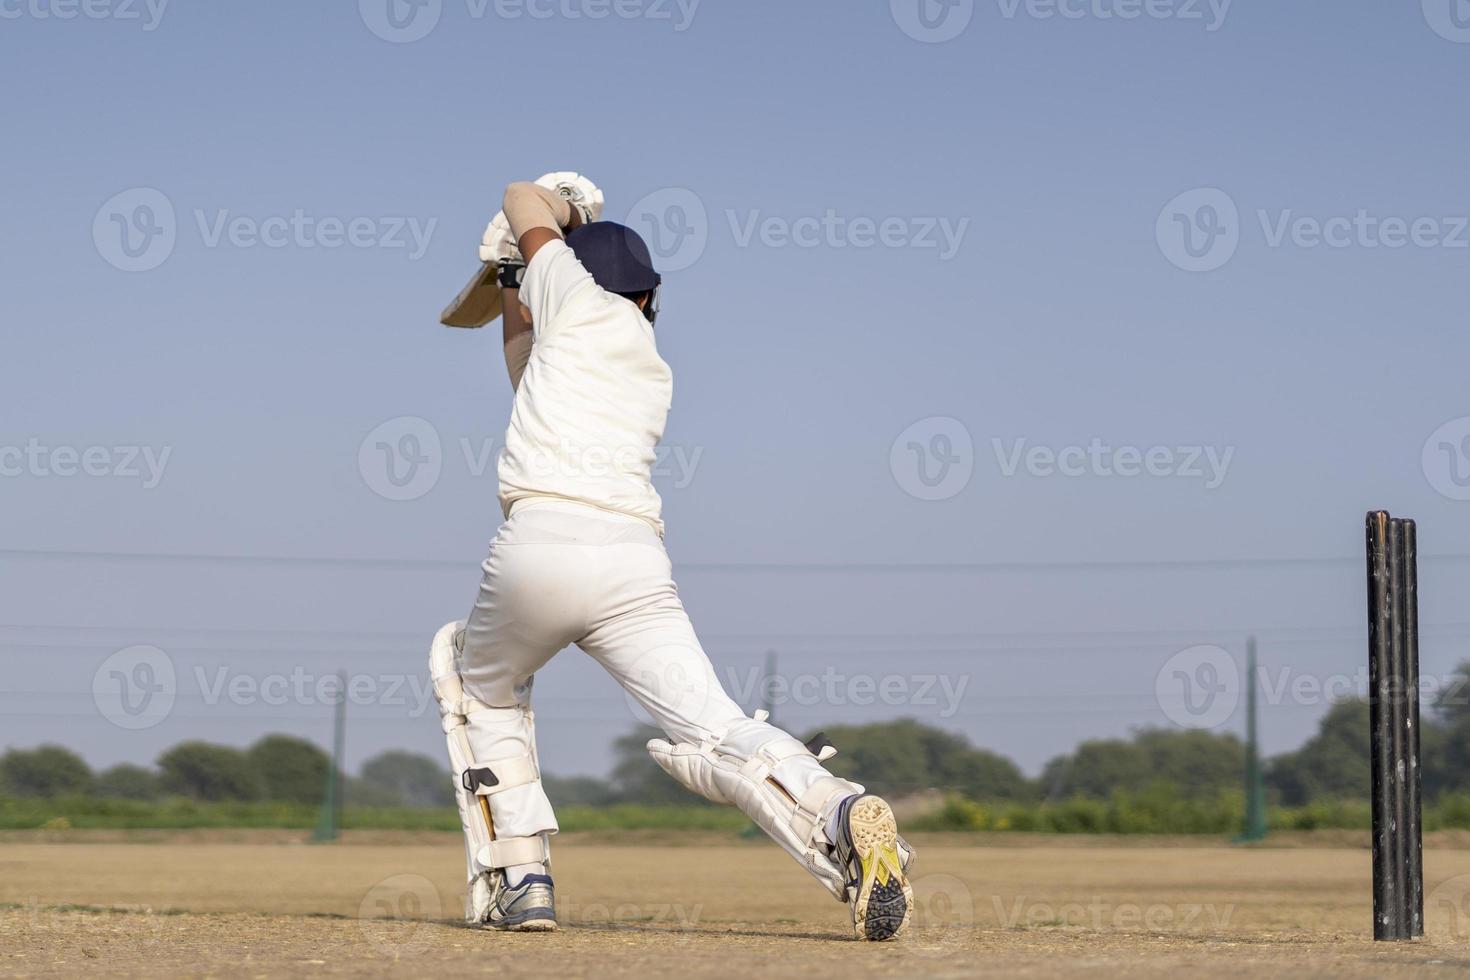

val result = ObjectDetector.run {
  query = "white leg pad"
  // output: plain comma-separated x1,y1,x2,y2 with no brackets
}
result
647,713,862,901
429,620,550,922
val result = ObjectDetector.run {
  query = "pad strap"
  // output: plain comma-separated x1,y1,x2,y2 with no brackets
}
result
462,754,539,796
479,835,550,870
792,777,855,843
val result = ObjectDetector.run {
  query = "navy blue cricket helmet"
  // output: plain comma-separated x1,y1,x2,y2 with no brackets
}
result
565,222,662,319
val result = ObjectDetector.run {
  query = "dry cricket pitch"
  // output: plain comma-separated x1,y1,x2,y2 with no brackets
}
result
4,831,1470,978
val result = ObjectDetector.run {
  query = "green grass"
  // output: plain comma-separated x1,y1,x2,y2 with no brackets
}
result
9,792,1470,835
0,796,751,833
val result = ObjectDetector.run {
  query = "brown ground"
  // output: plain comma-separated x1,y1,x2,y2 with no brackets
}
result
4,831,1470,978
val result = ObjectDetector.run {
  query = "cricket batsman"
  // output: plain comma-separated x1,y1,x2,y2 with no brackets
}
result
428,172,915,940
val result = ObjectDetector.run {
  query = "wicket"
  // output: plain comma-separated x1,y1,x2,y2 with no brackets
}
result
1366,510,1423,941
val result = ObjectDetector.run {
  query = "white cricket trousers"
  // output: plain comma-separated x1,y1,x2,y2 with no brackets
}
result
457,499,835,844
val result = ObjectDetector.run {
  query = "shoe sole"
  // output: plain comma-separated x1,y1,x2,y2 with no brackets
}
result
847,796,913,941
487,916,558,932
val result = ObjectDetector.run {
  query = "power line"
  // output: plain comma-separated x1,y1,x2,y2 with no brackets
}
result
5,546,1470,573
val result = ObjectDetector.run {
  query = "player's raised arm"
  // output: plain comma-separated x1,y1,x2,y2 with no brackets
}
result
503,173,603,263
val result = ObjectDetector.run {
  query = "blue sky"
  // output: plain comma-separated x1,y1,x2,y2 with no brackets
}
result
3,0,1469,781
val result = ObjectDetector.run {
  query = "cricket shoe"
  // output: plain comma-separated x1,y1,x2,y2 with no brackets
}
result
476,872,558,932
831,794,915,941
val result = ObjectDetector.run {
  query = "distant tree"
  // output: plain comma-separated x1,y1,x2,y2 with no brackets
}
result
1433,662,1470,727
1133,729,1244,799
157,742,262,801
1423,715,1464,801
246,735,330,804
95,764,161,800
1039,738,1148,800
609,727,712,805
542,774,618,807
812,720,1032,801
356,751,454,808
1266,700,1369,805
0,745,93,798
1041,729,1243,801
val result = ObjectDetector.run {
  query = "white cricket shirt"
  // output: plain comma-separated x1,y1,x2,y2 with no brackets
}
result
497,239,672,535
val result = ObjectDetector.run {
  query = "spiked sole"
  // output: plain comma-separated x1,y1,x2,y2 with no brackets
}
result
847,796,913,941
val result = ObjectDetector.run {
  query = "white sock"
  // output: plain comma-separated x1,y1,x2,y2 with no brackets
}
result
823,796,854,851
505,862,547,886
